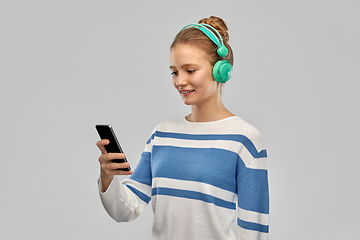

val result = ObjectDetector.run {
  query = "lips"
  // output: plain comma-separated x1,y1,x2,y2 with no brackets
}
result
181,90,195,94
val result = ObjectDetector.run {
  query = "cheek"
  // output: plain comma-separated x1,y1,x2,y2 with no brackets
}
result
195,72,217,91
205,81,219,96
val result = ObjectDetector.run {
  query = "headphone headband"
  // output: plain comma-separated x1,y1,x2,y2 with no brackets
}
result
179,23,228,57
180,23,224,46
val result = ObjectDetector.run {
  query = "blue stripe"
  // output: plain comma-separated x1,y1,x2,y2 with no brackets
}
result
237,168,269,214
155,131,260,157
126,185,151,204
151,146,238,193
237,218,269,233
152,187,236,210
130,152,152,186
257,149,267,158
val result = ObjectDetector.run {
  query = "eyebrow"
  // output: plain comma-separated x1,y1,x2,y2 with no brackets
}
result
170,63,199,70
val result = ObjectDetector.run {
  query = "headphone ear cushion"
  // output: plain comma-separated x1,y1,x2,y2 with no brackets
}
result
213,60,233,83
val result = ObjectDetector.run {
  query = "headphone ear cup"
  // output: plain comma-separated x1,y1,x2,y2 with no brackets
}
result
213,60,233,83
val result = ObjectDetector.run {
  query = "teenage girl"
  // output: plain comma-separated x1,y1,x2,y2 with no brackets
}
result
97,16,269,240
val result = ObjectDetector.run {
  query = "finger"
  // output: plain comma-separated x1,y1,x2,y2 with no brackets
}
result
96,139,110,154
114,169,133,176
108,153,126,161
100,162,132,178
98,153,125,165
109,161,130,170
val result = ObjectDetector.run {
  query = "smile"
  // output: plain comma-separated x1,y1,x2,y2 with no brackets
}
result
181,90,195,94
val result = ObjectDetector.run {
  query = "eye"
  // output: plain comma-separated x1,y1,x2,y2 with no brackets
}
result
187,70,195,74
171,71,178,77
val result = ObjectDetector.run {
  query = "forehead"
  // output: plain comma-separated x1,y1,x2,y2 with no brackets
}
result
170,44,210,67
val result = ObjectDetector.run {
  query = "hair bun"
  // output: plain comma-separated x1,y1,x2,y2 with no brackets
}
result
198,16,229,43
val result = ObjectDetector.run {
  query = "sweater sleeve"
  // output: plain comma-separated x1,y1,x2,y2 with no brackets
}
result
236,149,269,240
98,132,154,222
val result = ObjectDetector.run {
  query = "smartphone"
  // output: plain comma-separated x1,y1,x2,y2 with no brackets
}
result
95,124,131,171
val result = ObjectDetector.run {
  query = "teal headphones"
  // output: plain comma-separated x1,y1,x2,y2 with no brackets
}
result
180,23,233,83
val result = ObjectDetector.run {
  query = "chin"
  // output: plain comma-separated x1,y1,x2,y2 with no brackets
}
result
182,97,203,106
182,101,193,106
180,97,191,105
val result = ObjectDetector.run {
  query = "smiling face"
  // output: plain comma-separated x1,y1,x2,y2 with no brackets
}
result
170,44,221,107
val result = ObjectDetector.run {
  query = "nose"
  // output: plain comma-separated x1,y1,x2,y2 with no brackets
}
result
175,72,188,88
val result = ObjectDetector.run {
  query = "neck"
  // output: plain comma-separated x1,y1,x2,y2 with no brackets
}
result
187,95,234,122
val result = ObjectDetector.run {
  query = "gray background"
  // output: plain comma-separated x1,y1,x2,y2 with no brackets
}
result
1,0,359,239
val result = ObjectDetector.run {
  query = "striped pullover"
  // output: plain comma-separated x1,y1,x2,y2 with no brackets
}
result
99,116,269,240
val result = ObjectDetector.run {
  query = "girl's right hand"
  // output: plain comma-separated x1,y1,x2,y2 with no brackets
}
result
97,139,133,191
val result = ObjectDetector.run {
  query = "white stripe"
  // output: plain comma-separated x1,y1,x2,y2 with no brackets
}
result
238,207,269,226
156,117,265,152
123,178,151,197
247,157,267,170
151,195,237,240
153,177,236,203
238,226,268,240
154,137,255,166
143,141,153,153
